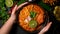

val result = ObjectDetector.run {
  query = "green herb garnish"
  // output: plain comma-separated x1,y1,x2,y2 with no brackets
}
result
30,11,37,18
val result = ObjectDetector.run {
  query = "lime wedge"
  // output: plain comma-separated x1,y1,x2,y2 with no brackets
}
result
29,20,37,28
5,0,13,7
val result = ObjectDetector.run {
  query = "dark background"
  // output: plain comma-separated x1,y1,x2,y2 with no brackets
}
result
0,0,60,34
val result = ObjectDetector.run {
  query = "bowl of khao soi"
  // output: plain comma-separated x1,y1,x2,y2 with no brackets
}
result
17,3,49,33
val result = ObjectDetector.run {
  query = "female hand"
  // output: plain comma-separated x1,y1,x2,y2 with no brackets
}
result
38,22,52,34
0,2,28,34
10,2,28,22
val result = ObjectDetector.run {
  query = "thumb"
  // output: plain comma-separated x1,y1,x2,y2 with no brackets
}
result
38,22,52,34
12,5,17,15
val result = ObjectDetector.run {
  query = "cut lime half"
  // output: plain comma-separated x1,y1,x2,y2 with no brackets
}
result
29,20,37,28
5,0,13,7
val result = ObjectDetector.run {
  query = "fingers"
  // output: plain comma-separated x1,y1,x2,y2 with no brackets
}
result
38,22,52,34
17,2,28,10
43,22,52,32
44,22,52,31
45,22,52,31
12,5,17,15
11,2,28,14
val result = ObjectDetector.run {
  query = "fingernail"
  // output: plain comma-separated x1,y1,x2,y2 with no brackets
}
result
49,22,52,25
14,5,17,8
24,2,28,4
15,5,17,7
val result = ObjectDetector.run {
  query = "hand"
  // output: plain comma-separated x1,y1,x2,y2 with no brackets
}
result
38,22,52,34
0,2,28,34
10,2,28,21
